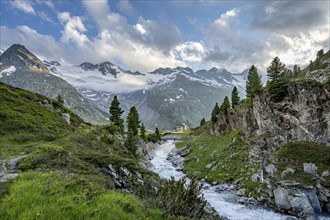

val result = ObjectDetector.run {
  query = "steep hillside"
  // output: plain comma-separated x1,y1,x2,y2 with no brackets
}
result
0,83,210,220
0,44,107,124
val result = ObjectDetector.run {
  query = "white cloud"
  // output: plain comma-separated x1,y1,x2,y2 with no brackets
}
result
174,41,206,62
10,0,35,15
116,0,135,16
135,23,146,34
82,0,111,29
57,12,89,46
214,8,239,26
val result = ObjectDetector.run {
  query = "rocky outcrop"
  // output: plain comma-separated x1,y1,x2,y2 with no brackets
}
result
136,138,158,168
209,81,330,216
253,82,330,146
211,82,330,147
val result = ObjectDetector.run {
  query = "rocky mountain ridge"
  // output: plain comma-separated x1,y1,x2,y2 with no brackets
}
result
0,44,107,124
46,58,248,130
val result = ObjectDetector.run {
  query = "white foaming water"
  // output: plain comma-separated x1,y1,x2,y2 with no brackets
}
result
150,140,330,220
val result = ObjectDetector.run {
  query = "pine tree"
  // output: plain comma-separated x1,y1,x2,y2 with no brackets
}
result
200,118,206,126
127,106,140,136
309,60,314,71
109,96,124,133
293,65,299,76
231,86,240,108
220,96,230,112
211,102,220,123
267,57,286,82
246,65,262,98
125,131,137,156
317,49,324,59
155,127,161,141
140,123,146,141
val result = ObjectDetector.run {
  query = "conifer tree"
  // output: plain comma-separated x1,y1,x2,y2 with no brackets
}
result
140,123,146,141
200,118,206,126
220,96,230,112
127,106,140,136
155,127,161,141
246,65,262,98
267,57,285,82
109,95,124,133
309,60,314,71
211,102,220,123
125,131,137,156
231,86,240,108
293,65,299,76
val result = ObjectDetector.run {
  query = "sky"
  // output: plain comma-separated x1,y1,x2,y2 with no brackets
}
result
0,0,329,73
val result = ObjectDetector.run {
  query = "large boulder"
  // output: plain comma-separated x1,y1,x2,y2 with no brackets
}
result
303,163,318,175
265,164,277,177
298,188,322,214
288,193,314,216
273,187,291,209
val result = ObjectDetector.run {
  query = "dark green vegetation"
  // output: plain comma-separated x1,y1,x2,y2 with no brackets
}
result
211,102,220,123
219,96,230,112
246,65,262,99
109,95,124,134
272,142,330,187
231,86,240,108
0,83,207,219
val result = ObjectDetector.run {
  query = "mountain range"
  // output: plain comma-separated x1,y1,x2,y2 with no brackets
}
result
1,44,249,130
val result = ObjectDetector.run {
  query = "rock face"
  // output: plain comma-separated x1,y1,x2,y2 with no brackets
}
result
274,187,291,209
211,82,330,147
288,193,314,217
253,82,330,146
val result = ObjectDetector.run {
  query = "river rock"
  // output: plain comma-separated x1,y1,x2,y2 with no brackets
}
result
273,187,291,209
322,170,329,177
298,188,322,214
265,164,277,177
303,163,318,175
288,193,314,216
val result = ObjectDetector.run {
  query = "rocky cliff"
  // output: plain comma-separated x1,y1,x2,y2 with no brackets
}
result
211,81,330,147
210,80,330,218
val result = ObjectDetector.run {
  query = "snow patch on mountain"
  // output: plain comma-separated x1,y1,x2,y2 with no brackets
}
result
0,66,16,77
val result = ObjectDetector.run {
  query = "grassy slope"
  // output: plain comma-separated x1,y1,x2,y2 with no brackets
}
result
272,142,330,187
0,171,163,220
0,83,164,219
176,123,259,194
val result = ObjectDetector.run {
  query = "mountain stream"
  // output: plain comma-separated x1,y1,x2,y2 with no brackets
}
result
150,140,330,220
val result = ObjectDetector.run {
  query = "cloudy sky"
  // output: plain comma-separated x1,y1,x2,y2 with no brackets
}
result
0,0,329,73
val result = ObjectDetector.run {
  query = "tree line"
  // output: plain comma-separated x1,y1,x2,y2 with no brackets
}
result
108,96,161,156
206,49,327,125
